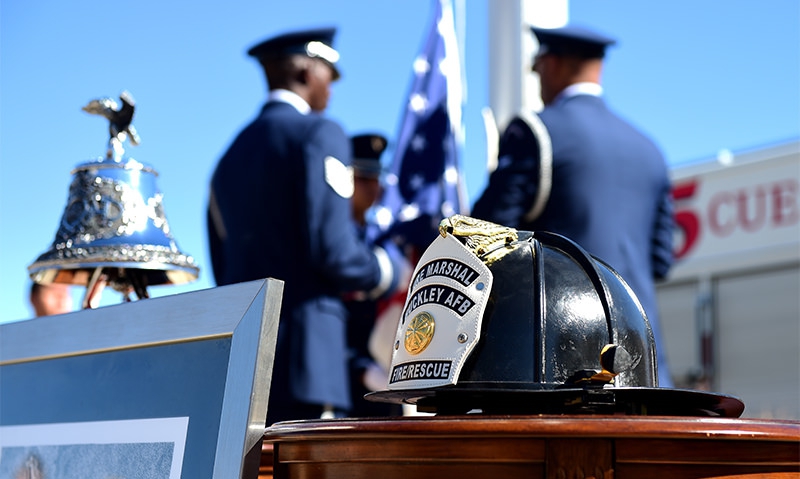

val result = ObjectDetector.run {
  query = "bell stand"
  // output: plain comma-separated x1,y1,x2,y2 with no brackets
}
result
82,266,150,309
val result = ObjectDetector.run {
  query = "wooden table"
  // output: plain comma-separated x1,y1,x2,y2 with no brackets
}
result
260,415,799,478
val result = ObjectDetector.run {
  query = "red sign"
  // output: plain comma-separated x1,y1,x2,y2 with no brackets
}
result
672,159,799,261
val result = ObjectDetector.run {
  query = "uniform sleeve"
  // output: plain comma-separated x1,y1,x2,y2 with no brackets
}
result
472,117,541,228
206,185,225,286
651,180,675,280
304,118,395,295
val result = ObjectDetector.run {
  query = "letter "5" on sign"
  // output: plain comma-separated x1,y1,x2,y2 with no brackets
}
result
672,181,699,259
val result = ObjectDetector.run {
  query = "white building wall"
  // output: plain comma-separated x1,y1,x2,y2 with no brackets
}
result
657,140,800,420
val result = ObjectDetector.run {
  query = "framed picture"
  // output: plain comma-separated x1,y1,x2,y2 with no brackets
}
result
0,278,283,479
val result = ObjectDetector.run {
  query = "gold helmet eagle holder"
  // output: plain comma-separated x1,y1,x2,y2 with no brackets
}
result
368,215,744,417
28,91,199,308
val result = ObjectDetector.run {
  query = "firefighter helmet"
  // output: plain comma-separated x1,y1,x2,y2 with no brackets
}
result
368,215,744,417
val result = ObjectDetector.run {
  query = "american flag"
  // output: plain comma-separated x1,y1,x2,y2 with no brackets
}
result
371,0,468,253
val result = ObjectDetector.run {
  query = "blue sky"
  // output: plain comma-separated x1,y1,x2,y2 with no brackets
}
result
1,0,798,323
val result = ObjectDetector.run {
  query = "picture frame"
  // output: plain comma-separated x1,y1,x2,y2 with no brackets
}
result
0,278,283,479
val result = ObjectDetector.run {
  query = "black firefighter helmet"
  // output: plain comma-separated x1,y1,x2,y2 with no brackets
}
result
368,215,744,417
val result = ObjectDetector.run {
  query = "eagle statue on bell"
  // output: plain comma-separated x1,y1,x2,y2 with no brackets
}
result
28,91,199,308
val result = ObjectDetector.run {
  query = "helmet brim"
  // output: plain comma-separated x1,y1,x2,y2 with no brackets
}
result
366,386,745,418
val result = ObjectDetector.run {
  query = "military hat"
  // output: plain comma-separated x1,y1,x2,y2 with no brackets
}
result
351,133,388,179
247,27,341,79
531,25,616,59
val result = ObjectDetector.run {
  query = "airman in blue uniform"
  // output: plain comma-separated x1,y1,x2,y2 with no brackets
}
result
345,133,403,417
207,28,399,423
472,25,675,387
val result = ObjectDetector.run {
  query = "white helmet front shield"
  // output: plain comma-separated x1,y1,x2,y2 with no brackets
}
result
388,233,493,390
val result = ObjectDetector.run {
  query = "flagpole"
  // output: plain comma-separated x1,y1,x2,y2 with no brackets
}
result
485,0,569,171
443,0,470,215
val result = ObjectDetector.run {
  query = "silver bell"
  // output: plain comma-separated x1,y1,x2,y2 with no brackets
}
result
28,91,199,307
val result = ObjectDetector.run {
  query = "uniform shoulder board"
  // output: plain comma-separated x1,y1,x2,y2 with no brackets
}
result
324,155,354,198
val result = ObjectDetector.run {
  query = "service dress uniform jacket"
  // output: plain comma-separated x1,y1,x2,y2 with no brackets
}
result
208,93,392,421
473,90,675,386
345,223,402,418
